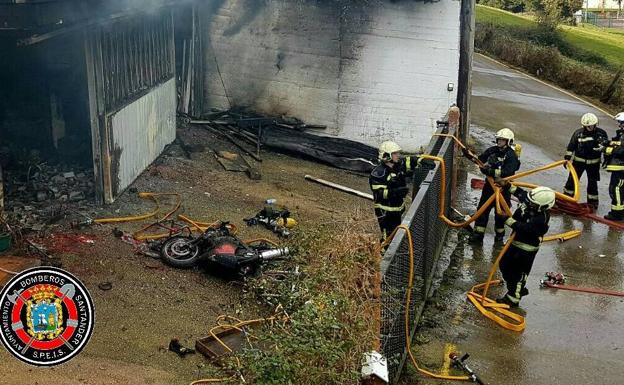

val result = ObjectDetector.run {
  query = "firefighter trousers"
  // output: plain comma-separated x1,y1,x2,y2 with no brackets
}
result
499,245,538,305
375,207,404,242
607,172,624,220
564,160,600,203
474,182,511,236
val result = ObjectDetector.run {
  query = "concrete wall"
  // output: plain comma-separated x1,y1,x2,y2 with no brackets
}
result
201,0,461,151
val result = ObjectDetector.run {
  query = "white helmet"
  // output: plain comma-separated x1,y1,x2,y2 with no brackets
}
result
615,112,624,124
495,128,515,144
581,113,598,127
527,186,556,211
378,141,402,161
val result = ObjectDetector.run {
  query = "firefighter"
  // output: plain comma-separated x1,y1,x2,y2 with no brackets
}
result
469,128,520,243
369,141,433,240
602,112,624,221
562,112,608,207
496,184,555,307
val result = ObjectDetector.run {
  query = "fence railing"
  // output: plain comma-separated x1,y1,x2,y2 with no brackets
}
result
579,11,624,28
379,120,457,383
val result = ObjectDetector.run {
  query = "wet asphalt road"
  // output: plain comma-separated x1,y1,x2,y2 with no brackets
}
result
414,55,624,385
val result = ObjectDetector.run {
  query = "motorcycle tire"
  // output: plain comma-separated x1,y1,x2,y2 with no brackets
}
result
160,236,201,268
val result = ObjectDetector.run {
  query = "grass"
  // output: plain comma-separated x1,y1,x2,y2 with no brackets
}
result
236,221,381,385
559,24,624,67
476,5,624,68
476,5,534,27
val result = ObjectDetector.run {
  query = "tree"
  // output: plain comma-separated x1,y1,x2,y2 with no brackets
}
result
479,0,526,12
527,0,584,28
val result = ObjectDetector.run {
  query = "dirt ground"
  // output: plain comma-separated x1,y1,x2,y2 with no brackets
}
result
0,125,379,385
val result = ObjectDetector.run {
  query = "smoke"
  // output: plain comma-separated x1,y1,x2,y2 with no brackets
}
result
85,0,193,16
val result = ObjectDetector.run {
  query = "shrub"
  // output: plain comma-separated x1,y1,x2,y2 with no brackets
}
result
475,23,624,110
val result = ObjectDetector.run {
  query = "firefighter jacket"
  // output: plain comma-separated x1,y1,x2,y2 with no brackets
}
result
565,127,609,165
503,185,550,253
369,156,423,212
478,146,520,179
604,130,624,173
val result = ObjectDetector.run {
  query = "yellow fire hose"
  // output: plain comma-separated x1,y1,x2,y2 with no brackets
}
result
420,140,581,333
133,193,182,240
189,312,288,385
95,193,242,241
93,192,167,224
382,225,471,381
385,141,582,381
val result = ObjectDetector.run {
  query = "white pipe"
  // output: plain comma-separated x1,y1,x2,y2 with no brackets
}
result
304,175,373,200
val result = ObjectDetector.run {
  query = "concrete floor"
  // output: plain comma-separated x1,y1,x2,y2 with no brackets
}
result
408,55,624,385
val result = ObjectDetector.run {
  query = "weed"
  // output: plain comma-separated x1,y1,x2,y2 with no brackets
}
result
238,220,381,385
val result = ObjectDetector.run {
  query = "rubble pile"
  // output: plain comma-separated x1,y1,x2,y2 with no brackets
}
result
186,108,378,173
3,164,95,229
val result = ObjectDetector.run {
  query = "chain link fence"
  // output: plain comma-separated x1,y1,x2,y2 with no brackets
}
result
380,120,457,383
578,11,624,29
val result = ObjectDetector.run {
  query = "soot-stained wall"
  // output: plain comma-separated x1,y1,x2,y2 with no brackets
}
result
201,0,461,151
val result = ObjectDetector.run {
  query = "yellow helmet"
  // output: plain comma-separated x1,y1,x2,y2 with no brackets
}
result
528,186,556,211
495,128,515,144
378,141,402,161
581,113,598,127
276,217,298,229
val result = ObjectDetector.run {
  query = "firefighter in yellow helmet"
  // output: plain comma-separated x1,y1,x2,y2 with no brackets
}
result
601,112,624,221
470,128,520,244
562,113,608,207
369,141,434,240
495,184,555,307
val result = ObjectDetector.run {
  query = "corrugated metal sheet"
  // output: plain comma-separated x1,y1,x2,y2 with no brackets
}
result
108,77,176,200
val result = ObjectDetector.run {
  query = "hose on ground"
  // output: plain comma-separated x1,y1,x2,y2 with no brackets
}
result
382,224,471,381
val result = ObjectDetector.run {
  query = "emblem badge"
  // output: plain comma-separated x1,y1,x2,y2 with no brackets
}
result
0,267,94,366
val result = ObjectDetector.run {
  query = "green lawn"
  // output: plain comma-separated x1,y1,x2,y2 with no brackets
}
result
476,5,624,68
476,5,534,27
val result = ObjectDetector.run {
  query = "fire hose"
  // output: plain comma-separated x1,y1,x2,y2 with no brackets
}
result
189,311,290,385
540,272,624,297
382,225,471,382
552,199,624,230
93,193,239,241
379,137,583,383
473,177,624,230
422,136,582,333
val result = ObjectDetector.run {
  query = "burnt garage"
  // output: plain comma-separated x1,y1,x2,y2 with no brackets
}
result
0,0,474,210
0,0,202,209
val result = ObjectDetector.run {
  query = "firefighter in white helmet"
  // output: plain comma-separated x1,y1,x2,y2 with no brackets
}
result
562,113,608,207
495,183,555,307
601,113,624,221
470,128,520,244
369,141,434,240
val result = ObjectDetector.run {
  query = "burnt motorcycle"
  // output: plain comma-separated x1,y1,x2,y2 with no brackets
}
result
160,222,289,278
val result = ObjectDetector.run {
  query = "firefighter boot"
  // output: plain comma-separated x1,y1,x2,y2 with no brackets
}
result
469,231,484,244
496,295,519,308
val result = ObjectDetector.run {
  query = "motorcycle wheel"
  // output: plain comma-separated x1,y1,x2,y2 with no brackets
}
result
160,236,201,268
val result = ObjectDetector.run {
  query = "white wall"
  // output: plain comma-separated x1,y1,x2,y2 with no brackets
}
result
586,0,621,9
108,78,176,200
202,0,461,151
